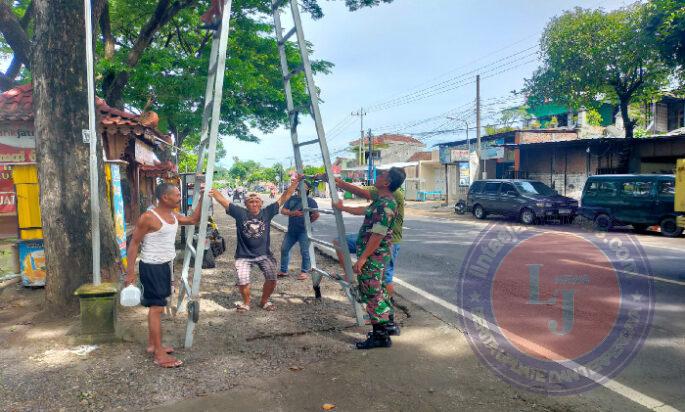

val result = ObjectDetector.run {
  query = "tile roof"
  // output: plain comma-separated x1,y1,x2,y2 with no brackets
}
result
407,151,433,162
0,84,171,144
139,160,178,177
349,133,424,147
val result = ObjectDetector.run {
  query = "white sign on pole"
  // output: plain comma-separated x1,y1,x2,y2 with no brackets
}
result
469,151,480,184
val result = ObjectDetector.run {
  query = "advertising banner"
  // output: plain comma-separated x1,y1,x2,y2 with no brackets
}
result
109,164,127,268
0,165,16,214
19,239,46,287
459,162,470,186
451,149,470,162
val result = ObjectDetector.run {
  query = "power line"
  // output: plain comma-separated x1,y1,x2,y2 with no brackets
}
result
363,36,539,111
365,47,539,113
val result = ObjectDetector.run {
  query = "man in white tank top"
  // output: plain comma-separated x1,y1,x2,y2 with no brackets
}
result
125,183,202,368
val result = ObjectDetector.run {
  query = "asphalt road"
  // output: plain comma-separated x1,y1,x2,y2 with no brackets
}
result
272,197,685,410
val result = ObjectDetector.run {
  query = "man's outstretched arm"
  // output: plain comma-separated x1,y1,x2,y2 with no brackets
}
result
333,199,366,216
334,177,372,200
277,174,303,207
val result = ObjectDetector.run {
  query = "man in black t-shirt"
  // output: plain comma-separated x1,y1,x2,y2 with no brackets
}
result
277,183,320,280
209,174,303,312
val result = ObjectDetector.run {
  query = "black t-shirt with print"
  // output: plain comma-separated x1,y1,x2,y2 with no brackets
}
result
227,202,280,259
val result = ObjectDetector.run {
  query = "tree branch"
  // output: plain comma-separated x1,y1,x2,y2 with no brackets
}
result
0,1,32,67
104,0,198,106
19,1,33,29
99,1,115,59
0,55,23,90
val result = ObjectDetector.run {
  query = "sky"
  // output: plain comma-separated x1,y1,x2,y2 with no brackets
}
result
1,0,631,168
223,0,631,168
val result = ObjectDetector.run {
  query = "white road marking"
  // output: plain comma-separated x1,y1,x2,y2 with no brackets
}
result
559,258,685,287
393,277,679,412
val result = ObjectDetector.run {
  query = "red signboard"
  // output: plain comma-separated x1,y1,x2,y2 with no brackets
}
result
0,123,36,215
0,165,16,214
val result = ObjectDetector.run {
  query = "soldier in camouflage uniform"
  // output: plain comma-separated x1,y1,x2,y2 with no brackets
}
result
334,167,406,349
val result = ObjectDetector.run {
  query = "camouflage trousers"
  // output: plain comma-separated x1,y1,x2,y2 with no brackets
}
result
357,254,393,325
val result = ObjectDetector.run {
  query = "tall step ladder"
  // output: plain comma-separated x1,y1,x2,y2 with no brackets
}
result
271,0,365,326
175,0,234,348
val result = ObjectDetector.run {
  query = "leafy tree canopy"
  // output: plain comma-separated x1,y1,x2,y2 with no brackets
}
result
0,0,394,158
645,0,685,81
524,5,671,138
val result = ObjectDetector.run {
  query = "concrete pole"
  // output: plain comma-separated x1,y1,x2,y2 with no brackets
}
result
352,108,366,167
476,75,482,179
83,0,100,284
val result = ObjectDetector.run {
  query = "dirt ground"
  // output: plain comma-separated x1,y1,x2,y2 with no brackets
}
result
0,209,401,411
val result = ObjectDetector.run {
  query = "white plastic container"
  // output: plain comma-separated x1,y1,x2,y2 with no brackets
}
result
120,285,141,307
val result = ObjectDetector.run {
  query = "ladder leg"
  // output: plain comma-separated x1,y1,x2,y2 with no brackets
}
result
272,0,364,326
176,17,220,315
184,0,234,348
289,1,365,326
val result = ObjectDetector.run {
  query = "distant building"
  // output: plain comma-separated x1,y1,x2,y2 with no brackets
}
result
341,133,425,180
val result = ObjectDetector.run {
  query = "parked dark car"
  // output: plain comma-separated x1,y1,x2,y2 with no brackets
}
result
467,179,579,224
578,174,682,237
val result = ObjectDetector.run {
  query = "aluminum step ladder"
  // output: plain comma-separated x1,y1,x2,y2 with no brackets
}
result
271,0,365,326
175,0,233,348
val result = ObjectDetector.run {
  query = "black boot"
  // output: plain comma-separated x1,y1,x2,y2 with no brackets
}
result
357,324,392,350
385,321,400,336
386,313,401,336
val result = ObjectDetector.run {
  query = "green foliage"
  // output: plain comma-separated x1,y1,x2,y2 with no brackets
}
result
549,116,559,128
484,125,515,136
645,0,685,80
485,103,530,135
1,0,394,162
525,4,671,137
303,165,325,175
105,0,333,151
586,108,603,126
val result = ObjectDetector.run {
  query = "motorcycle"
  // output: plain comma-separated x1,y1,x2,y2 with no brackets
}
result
454,199,466,215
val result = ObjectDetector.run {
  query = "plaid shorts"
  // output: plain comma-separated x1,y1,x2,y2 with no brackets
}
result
235,255,278,286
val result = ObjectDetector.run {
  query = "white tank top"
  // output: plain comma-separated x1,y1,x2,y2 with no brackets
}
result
140,209,178,264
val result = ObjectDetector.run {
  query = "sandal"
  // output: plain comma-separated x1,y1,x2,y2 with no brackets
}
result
260,301,276,311
154,357,183,368
235,302,250,312
297,272,308,281
147,346,174,355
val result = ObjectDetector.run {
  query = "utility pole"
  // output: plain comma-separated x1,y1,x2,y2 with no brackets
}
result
476,74,482,179
352,108,366,166
83,0,100,284
367,128,374,183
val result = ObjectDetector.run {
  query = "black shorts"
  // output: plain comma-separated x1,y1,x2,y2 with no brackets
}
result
139,261,172,307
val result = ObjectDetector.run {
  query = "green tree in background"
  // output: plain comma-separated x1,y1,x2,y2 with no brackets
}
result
645,0,685,83
0,0,395,153
525,5,670,140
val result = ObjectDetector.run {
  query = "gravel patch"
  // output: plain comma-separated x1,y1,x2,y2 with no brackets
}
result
0,208,398,411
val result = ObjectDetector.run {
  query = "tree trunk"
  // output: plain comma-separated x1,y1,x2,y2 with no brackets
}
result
617,96,641,173
619,97,634,139
33,0,120,311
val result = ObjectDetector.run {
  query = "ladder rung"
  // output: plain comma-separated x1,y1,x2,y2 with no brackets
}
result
308,236,335,249
304,208,334,215
272,0,288,12
295,138,319,148
284,66,304,81
311,267,343,282
187,244,197,256
278,27,297,45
